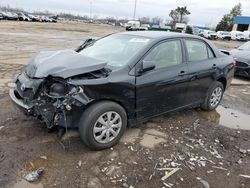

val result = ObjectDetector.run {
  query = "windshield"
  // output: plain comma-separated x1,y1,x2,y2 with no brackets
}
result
79,34,151,68
237,33,244,37
238,41,250,50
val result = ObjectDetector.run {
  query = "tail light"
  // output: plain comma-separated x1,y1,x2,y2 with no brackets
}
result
232,59,237,68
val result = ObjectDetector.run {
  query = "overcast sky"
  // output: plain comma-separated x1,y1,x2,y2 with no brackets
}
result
1,0,250,26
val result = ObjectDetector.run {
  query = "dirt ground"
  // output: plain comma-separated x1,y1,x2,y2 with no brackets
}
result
0,21,250,188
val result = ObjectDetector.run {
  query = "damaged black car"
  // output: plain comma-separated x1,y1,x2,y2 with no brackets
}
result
10,31,235,150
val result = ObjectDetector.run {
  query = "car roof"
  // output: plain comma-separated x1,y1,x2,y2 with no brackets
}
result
118,31,202,40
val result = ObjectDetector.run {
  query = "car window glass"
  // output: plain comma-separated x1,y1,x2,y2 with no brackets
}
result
79,35,151,68
144,40,182,69
185,40,208,62
208,47,215,58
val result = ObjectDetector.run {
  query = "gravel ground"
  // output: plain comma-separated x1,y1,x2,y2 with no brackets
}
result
0,21,249,188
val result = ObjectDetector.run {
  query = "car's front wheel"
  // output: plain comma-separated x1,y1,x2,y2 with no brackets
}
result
201,81,224,111
79,101,127,150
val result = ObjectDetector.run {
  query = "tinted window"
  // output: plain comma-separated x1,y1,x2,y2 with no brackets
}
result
144,40,182,69
186,40,209,62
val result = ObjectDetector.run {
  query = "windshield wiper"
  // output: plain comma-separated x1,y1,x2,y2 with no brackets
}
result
75,38,95,52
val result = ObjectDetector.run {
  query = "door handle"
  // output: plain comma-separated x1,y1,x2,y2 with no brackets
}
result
178,70,185,76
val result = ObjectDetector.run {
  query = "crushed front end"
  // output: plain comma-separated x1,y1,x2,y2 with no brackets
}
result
9,72,91,129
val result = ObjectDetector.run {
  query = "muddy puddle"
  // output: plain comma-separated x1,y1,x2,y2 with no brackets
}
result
198,105,250,130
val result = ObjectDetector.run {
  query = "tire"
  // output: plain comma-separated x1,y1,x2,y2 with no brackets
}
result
79,101,127,150
201,81,224,111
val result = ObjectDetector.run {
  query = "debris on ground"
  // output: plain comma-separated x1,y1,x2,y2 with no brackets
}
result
40,156,47,160
196,177,210,188
78,160,82,167
211,166,227,171
23,167,44,182
157,167,180,181
0,126,4,131
193,119,200,131
239,174,250,179
239,149,247,154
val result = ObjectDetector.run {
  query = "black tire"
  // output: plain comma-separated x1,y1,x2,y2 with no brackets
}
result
79,101,127,150
201,81,224,111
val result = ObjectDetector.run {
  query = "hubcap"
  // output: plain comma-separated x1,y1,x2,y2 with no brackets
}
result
210,87,222,107
93,111,122,144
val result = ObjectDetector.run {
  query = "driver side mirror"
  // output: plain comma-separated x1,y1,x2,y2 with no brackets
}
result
139,60,155,73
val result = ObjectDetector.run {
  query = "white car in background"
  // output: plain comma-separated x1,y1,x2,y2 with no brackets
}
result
231,31,247,41
243,31,250,40
203,30,217,40
217,31,231,40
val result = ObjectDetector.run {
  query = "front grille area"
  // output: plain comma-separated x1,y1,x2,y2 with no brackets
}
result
236,61,249,68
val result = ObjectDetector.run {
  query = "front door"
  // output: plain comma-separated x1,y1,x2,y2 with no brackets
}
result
135,39,189,121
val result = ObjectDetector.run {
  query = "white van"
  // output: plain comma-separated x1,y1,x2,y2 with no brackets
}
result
217,31,231,40
231,31,247,41
203,30,217,40
125,20,141,31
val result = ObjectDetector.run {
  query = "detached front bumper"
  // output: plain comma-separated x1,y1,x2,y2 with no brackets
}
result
9,89,33,113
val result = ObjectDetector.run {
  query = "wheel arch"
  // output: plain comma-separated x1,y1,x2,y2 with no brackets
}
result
85,98,129,120
217,77,227,90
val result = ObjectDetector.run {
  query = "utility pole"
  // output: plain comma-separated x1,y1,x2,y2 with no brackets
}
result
133,0,137,20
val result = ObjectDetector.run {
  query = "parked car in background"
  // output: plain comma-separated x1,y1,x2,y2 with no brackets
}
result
0,12,11,20
9,31,235,150
25,13,40,22
125,20,146,31
140,24,150,30
0,12,7,20
231,31,247,41
243,31,250,41
217,31,231,40
17,12,31,21
221,41,250,78
203,30,217,40
41,16,56,22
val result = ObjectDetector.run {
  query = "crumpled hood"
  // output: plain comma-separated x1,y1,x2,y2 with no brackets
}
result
230,49,250,64
25,50,107,78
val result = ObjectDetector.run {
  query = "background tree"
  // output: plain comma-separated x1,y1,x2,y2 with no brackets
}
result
176,6,191,23
139,16,150,24
151,17,163,24
169,6,191,27
216,3,242,31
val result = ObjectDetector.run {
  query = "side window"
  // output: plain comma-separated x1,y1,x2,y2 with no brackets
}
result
144,40,182,69
185,40,211,62
207,47,215,59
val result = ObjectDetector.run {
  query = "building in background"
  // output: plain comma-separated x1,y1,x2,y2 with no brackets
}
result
233,16,250,31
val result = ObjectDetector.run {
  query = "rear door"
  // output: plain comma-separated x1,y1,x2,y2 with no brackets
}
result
135,39,189,120
184,39,217,104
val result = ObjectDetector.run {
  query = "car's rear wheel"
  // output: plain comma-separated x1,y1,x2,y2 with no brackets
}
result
79,101,127,150
201,81,224,111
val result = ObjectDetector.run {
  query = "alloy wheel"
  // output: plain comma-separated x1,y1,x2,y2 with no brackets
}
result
210,87,222,108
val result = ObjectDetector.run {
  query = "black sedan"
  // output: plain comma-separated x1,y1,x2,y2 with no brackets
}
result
9,31,234,150
229,42,250,78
